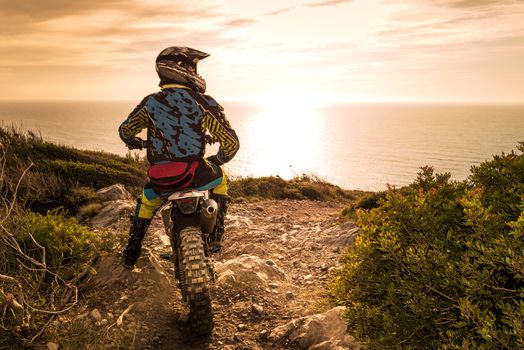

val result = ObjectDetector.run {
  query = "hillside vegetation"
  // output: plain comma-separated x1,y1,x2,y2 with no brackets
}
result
330,143,524,349
0,126,147,213
0,126,364,346
3,126,521,349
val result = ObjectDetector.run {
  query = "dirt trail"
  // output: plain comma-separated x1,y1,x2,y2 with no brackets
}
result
86,199,359,350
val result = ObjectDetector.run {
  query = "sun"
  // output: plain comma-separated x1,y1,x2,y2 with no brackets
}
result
239,90,326,178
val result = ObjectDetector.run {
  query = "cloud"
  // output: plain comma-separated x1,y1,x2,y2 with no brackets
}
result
223,18,257,27
0,0,238,75
0,0,128,20
429,0,517,8
306,0,352,7
264,7,295,16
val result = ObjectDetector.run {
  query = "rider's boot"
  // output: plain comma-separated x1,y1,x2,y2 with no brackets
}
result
122,216,151,268
209,193,229,253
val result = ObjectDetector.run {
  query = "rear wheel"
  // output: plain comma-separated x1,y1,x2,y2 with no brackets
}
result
177,226,213,335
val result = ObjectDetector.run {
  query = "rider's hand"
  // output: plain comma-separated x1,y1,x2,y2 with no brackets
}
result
204,134,216,145
127,137,146,150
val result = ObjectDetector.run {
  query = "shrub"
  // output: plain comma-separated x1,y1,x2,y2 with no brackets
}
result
229,174,367,202
329,145,524,349
0,125,146,211
0,206,109,342
10,208,102,278
0,137,115,344
339,191,387,222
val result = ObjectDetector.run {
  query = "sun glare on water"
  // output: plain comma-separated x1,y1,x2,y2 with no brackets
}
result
243,92,326,178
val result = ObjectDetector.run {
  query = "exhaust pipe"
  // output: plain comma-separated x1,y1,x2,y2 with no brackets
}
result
200,198,218,234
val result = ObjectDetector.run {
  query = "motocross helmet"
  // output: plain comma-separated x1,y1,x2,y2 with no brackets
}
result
156,46,209,93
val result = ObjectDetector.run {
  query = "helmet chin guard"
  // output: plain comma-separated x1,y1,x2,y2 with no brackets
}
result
156,46,209,93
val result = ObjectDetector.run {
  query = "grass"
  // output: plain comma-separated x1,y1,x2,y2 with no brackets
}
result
0,125,147,213
229,174,371,204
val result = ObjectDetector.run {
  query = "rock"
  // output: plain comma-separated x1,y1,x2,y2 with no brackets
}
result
286,291,295,299
269,307,353,350
259,329,269,339
268,282,279,289
317,224,360,250
310,243,322,250
237,323,247,331
153,229,171,247
231,243,267,257
47,342,59,350
309,340,347,350
265,260,275,266
227,214,254,228
252,303,264,314
255,206,264,212
96,184,132,202
304,274,314,281
215,254,287,290
90,309,102,322
90,200,134,228
216,269,236,285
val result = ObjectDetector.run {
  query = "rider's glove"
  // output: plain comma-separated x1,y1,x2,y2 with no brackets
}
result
127,137,146,150
204,134,217,145
206,155,224,166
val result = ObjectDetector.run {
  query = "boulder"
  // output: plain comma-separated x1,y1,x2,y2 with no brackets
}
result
215,254,287,290
96,184,132,202
90,200,134,228
269,307,362,350
315,222,360,249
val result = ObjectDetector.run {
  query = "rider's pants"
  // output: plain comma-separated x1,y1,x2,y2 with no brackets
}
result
135,159,228,219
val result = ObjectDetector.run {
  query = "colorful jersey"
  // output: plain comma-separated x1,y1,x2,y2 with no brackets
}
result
119,84,239,165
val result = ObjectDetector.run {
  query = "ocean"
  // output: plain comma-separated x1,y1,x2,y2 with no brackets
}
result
1,100,523,191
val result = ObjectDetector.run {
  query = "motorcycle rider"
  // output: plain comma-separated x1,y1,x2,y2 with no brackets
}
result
118,46,239,269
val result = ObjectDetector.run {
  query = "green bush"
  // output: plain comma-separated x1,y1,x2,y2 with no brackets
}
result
0,125,146,211
229,174,367,202
11,208,102,277
329,145,524,349
0,207,110,341
339,191,387,222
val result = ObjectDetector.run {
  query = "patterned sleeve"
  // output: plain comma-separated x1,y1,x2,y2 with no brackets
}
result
200,95,240,164
118,96,150,145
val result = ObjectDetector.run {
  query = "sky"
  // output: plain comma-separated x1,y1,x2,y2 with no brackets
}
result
0,0,523,104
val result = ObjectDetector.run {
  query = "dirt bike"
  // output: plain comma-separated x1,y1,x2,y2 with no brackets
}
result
127,137,218,335
160,189,218,335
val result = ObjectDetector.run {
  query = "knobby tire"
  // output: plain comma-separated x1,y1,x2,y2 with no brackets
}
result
177,226,214,335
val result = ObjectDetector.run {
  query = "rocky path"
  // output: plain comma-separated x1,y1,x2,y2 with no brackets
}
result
77,191,362,350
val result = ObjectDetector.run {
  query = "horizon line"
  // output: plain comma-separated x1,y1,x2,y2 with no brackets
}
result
0,98,523,107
